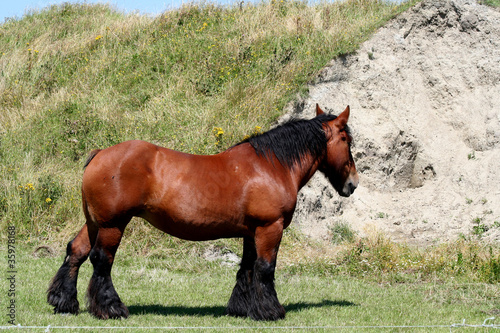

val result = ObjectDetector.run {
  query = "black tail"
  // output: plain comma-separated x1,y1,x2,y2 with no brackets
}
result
83,149,102,169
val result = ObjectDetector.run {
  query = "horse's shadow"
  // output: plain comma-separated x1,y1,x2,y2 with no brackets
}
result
128,299,356,317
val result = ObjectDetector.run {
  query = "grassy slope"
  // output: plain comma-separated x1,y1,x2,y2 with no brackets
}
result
0,0,416,241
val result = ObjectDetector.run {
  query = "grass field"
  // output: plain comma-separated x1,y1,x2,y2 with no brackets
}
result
2,228,499,331
1,242,498,332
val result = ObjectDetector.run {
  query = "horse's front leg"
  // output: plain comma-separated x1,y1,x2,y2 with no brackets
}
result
249,220,286,321
225,236,257,317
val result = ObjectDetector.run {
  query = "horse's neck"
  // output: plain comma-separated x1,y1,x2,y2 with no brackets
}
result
290,153,323,191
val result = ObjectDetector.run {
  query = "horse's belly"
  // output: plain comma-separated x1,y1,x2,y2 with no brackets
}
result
141,210,250,241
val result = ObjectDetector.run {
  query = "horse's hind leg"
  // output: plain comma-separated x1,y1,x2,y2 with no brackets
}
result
225,236,257,317
47,224,95,314
87,223,130,319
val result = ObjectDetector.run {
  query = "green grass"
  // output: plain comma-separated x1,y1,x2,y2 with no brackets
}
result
3,221,500,330
481,0,500,7
1,244,499,332
329,220,357,244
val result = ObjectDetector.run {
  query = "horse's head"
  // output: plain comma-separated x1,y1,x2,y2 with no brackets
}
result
317,104,359,197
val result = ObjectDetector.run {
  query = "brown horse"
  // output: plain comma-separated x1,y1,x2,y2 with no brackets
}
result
47,104,358,321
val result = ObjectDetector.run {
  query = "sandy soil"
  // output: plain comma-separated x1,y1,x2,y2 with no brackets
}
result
287,0,500,246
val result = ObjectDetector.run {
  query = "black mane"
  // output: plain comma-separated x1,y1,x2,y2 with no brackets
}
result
239,113,347,168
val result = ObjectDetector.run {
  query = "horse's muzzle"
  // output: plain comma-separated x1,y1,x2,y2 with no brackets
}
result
341,173,359,197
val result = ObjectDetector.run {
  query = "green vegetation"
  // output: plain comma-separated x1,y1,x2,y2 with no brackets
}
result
481,0,500,7
329,220,357,244
282,228,500,284
3,241,499,331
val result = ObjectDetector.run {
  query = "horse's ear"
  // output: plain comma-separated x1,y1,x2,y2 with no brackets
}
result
335,105,350,128
316,104,325,116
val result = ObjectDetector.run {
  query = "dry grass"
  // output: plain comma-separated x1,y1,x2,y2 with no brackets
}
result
277,225,500,283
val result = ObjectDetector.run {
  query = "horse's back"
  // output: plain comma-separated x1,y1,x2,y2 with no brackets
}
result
83,140,159,179
81,140,249,233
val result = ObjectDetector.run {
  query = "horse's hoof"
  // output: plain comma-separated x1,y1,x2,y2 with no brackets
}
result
107,303,129,319
48,293,79,315
224,307,248,318
91,302,129,320
249,303,286,321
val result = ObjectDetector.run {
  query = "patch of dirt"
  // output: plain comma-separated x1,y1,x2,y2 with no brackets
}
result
287,0,500,247
202,245,240,266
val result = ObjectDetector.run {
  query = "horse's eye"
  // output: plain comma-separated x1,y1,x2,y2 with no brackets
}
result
342,137,347,142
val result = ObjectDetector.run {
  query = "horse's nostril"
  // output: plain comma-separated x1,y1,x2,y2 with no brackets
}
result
348,182,357,194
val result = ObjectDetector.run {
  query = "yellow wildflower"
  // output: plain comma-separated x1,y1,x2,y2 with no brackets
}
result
213,127,224,146
213,127,224,136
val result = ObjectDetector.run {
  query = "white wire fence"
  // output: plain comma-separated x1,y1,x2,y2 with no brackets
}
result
0,317,498,331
